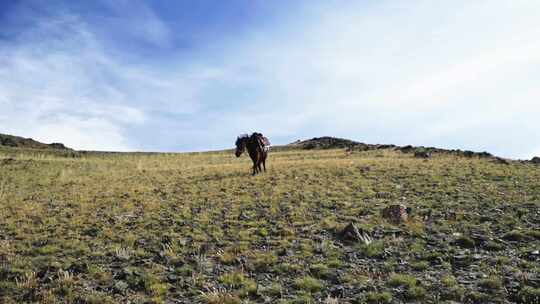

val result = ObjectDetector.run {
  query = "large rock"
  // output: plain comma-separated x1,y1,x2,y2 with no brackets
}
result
340,223,372,244
414,151,431,159
381,204,409,224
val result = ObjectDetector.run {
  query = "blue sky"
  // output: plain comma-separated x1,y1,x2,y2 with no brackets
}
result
0,0,539,158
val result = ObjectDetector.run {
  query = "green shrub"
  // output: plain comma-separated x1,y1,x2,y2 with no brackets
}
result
503,230,525,241
411,261,429,271
517,286,540,303
405,286,426,300
387,274,417,289
293,276,323,293
363,291,392,304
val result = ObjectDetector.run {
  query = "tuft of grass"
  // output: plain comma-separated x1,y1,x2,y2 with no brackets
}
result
503,230,526,242
517,286,540,303
251,251,278,271
411,261,430,271
218,271,256,294
309,263,331,279
441,274,457,287
201,291,241,304
454,236,475,248
478,276,503,291
356,240,385,258
387,273,417,289
404,286,426,300
363,291,392,304
261,282,282,297
293,276,323,293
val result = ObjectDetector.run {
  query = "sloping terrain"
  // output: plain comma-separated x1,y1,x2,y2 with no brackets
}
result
0,145,539,303
0,133,70,150
288,137,513,162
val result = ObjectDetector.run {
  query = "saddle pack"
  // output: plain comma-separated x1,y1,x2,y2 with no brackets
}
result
252,132,271,151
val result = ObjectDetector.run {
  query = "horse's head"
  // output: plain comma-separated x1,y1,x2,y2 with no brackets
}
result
235,134,248,157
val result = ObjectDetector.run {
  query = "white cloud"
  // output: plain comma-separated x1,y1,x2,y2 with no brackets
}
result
31,116,133,151
0,14,145,150
200,0,540,158
101,0,172,48
0,6,200,151
1,0,539,157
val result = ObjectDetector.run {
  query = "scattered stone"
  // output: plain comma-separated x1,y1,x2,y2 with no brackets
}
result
375,191,391,199
453,254,471,267
445,211,457,221
329,286,345,298
167,274,180,282
463,150,475,158
381,204,409,224
477,151,493,158
340,223,372,244
503,230,526,242
114,281,129,294
525,250,540,261
453,236,476,249
0,158,15,165
290,137,361,149
398,145,415,153
82,227,100,237
414,151,431,159
492,157,509,165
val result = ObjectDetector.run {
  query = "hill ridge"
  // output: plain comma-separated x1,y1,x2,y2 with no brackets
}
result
0,133,70,150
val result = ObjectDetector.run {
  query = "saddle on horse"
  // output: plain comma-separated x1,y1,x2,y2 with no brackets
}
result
252,132,271,152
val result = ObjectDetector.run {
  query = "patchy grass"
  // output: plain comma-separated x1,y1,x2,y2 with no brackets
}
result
0,146,539,303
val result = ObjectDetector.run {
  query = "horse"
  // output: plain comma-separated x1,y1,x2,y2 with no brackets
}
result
235,133,270,175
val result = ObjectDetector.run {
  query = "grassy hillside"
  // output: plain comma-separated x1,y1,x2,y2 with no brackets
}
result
0,146,538,303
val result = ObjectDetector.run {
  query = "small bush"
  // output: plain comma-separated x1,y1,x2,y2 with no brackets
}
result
294,276,323,293
503,230,525,242
478,276,503,291
441,274,457,287
411,261,429,271
261,282,282,297
218,271,255,291
517,286,540,303
405,286,426,300
363,291,392,304
357,241,385,258
387,274,417,289
454,236,475,248
202,291,241,304
309,263,331,279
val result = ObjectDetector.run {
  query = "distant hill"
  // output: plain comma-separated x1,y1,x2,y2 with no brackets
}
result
288,136,396,151
0,133,70,150
288,136,360,149
287,136,518,162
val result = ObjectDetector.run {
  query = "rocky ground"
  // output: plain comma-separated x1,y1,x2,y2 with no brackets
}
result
0,146,538,303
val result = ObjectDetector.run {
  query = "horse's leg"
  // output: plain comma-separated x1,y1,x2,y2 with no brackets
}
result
257,155,262,173
252,159,257,175
263,153,267,172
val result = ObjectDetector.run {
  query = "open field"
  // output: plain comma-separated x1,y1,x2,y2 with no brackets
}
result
0,147,539,303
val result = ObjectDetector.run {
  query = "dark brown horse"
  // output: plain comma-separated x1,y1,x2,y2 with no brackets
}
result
235,133,270,175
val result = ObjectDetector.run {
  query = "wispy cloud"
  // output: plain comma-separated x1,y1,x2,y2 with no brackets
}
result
0,12,141,150
194,0,540,158
0,2,198,151
0,1,538,158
